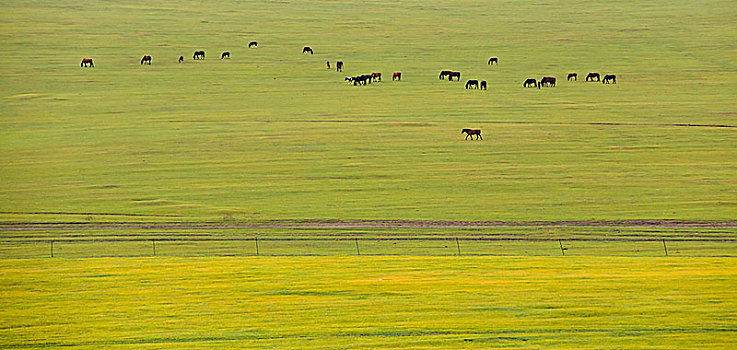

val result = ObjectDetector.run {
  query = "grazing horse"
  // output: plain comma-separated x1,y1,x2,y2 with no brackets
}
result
221,52,230,59
523,78,537,88
326,60,331,69
141,55,151,65
336,61,343,72
193,50,205,60
392,72,401,81
586,72,600,82
465,79,479,89
603,74,616,84
567,73,577,81
462,129,482,140
480,81,487,90
439,70,452,80
302,46,313,54
371,72,381,82
248,41,258,48
81,58,94,67
178,56,184,63
448,71,461,81
488,57,498,65
540,77,556,87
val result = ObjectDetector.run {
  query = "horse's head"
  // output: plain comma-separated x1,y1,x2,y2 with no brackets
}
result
461,129,470,134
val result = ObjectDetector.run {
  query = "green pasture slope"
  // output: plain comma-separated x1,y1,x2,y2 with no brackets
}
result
1,0,736,223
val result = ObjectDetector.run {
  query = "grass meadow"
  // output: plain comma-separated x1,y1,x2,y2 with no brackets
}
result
2,0,737,348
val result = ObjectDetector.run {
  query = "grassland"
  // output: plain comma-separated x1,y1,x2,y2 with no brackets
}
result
1,0,736,223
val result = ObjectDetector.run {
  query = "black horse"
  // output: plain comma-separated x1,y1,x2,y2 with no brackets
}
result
81,58,94,67
392,72,401,81
465,80,479,89
586,72,600,82
567,73,577,81
178,56,184,63
603,74,616,84
540,77,556,87
336,61,343,72
448,71,461,81
523,78,537,88
488,57,498,65
480,81,487,90
141,55,151,65
302,46,313,54
221,52,230,59
439,70,452,80
193,50,205,60
248,41,258,48
462,129,482,140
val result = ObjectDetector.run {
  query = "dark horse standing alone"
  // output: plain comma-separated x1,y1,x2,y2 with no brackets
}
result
302,46,313,54
248,41,258,48
586,72,600,82
221,52,230,59
480,81,487,90
81,58,94,67
462,129,482,140
141,55,151,65
540,77,556,87
567,73,577,81
336,61,343,72
523,78,537,88
488,57,498,65
393,72,402,81
193,50,205,60
465,80,479,89
178,56,184,63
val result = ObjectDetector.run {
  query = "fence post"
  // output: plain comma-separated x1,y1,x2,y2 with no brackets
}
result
50,241,54,258
559,239,566,256
152,239,156,257
456,237,461,256
355,238,360,255
255,237,259,256
662,239,668,256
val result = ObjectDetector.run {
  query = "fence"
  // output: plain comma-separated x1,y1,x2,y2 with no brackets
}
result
1,237,736,258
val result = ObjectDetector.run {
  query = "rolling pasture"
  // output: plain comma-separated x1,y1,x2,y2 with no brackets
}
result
1,0,737,348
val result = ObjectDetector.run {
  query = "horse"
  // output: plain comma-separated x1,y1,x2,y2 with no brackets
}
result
248,41,258,48
221,52,230,59
302,46,313,54
567,73,577,81
603,74,616,84
439,70,452,80
465,80,479,89
586,72,600,82
480,81,487,90
392,72,401,81
336,61,343,72
540,77,556,87
178,56,184,63
448,71,461,81
80,58,94,67
326,60,331,69
488,57,498,65
371,72,382,82
462,129,482,140
140,55,151,65
193,50,205,60
523,78,537,88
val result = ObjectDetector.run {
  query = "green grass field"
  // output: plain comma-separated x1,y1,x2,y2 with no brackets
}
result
2,0,737,348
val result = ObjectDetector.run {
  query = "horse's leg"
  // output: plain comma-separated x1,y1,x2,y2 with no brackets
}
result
465,134,469,140
478,134,482,140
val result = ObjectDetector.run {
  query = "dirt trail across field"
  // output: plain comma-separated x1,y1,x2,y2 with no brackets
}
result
2,219,736,231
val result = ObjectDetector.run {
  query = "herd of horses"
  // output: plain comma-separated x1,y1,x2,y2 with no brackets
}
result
523,72,616,88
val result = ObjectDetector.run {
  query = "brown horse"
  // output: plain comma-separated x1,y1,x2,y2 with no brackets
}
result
465,80,479,89
540,77,556,87
392,72,401,81
371,72,381,82
462,129,482,140
567,73,577,81
178,56,184,63
488,57,498,65
248,41,258,48
523,78,537,88
81,58,94,67
193,50,205,60
480,81,487,90
439,70,452,80
603,74,616,84
221,52,230,59
448,71,461,81
586,72,600,82
302,46,313,54
336,61,343,72
141,55,151,65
